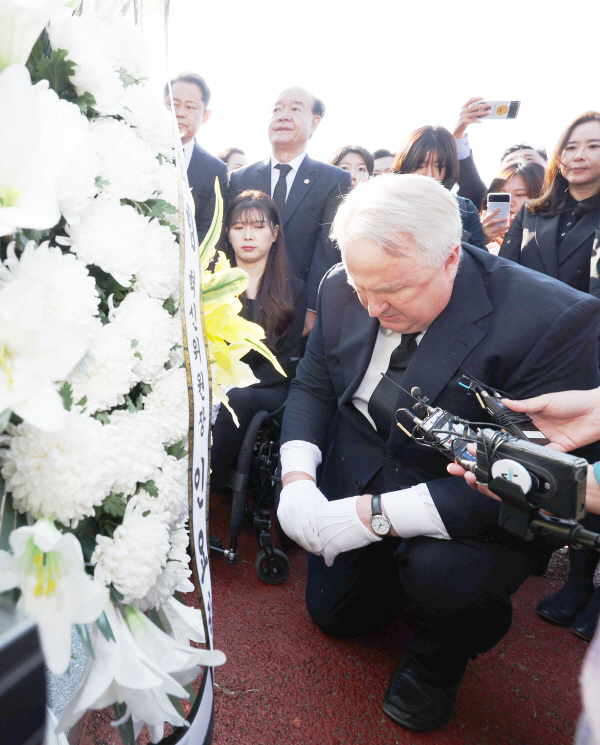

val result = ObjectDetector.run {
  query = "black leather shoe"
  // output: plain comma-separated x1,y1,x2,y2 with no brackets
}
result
537,584,594,625
570,589,600,642
383,659,461,732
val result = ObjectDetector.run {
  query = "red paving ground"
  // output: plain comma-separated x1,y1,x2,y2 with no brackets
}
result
78,489,590,745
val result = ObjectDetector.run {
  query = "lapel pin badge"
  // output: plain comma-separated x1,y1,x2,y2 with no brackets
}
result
304,179,310,184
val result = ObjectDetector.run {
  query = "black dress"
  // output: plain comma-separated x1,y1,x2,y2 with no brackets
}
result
210,274,307,485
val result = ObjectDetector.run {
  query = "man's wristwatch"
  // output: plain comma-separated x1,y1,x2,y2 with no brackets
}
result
370,494,392,536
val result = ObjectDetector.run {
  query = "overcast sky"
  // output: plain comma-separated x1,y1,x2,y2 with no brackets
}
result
144,0,598,186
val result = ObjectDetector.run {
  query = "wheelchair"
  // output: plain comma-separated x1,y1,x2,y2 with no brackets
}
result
209,401,293,585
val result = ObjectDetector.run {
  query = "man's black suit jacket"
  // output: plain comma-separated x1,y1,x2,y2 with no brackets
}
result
500,203,600,295
281,244,600,540
228,155,352,308
188,142,228,246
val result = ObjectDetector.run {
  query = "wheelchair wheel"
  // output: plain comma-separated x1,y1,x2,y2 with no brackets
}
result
255,548,290,585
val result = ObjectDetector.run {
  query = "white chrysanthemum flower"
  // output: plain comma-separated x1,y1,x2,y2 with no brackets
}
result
107,409,165,496
135,524,193,611
143,367,188,446
110,293,179,384
55,133,100,225
48,6,124,115
65,195,147,288
89,117,161,203
154,160,178,215
135,218,179,301
0,65,89,235
135,452,188,526
92,496,171,604
0,241,100,335
67,322,139,414
0,519,109,674
57,601,225,743
168,318,184,369
1,412,116,526
122,83,174,157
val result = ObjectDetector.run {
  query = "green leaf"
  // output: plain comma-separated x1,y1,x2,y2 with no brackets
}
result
168,694,186,719
93,411,110,425
142,510,150,517
139,480,158,498
75,396,87,408
166,442,188,460
140,382,152,395
0,481,15,553
101,493,126,518
96,611,115,642
113,702,137,745
133,351,141,360
73,91,96,115
202,266,248,306
95,176,109,189
199,178,224,272
124,395,136,413
59,382,73,411
130,339,139,348
75,624,95,659
109,585,124,604
34,49,76,96
163,298,177,316
0,409,12,433
119,71,137,87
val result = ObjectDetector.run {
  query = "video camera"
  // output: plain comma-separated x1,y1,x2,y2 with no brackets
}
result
394,377,600,551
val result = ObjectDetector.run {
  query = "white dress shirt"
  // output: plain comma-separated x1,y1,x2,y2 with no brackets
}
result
183,139,195,170
280,325,450,541
455,134,472,161
270,151,307,200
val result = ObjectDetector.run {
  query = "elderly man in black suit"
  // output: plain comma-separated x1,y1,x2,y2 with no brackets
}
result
164,72,227,245
228,87,351,336
277,174,600,732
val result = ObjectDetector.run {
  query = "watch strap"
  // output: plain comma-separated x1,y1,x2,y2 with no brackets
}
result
371,494,383,517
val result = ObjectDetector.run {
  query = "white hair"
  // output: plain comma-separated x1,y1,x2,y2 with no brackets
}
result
330,173,463,269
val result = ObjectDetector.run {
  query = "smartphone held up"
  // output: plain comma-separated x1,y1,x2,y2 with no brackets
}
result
478,101,521,121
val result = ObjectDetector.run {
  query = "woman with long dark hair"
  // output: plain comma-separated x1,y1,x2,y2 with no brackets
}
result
480,160,545,250
392,126,486,250
328,145,374,190
500,112,600,293
211,190,307,486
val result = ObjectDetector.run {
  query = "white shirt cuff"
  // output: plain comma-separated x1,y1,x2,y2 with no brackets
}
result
455,135,471,161
381,483,450,540
280,440,322,480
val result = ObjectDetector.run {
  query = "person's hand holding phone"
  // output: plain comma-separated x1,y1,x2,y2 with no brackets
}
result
453,97,492,138
481,208,510,244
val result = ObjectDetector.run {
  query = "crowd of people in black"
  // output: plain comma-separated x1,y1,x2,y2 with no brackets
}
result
165,71,600,738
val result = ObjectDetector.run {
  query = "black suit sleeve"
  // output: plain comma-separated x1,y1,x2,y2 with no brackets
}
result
459,197,486,250
428,294,600,538
305,171,352,310
457,153,487,209
499,204,525,263
226,169,242,209
281,276,339,449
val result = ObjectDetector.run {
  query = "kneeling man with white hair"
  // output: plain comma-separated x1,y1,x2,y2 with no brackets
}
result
278,174,600,731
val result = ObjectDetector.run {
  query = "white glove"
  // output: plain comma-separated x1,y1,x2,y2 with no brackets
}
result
277,480,328,554
316,496,382,567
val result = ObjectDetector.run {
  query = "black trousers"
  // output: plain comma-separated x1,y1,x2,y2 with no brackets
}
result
210,383,287,486
306,527,548,686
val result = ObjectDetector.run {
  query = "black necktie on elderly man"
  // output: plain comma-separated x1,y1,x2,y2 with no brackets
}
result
367,333,420,439
273,163,292,214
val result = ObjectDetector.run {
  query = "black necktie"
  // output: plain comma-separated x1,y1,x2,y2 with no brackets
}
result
273,163,292,214
367,333,419,439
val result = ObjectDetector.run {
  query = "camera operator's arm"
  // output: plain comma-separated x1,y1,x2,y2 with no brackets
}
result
502,388,600,452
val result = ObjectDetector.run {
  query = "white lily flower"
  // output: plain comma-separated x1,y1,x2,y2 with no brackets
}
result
0,0,67,70
57,602,226,743
0,519,109,674
162,596,207,646
0,64,90,236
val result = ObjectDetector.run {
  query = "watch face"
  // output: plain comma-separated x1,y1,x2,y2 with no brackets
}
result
371,514,391,536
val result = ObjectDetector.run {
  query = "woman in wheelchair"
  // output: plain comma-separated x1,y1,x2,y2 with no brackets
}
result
210,190,308,488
